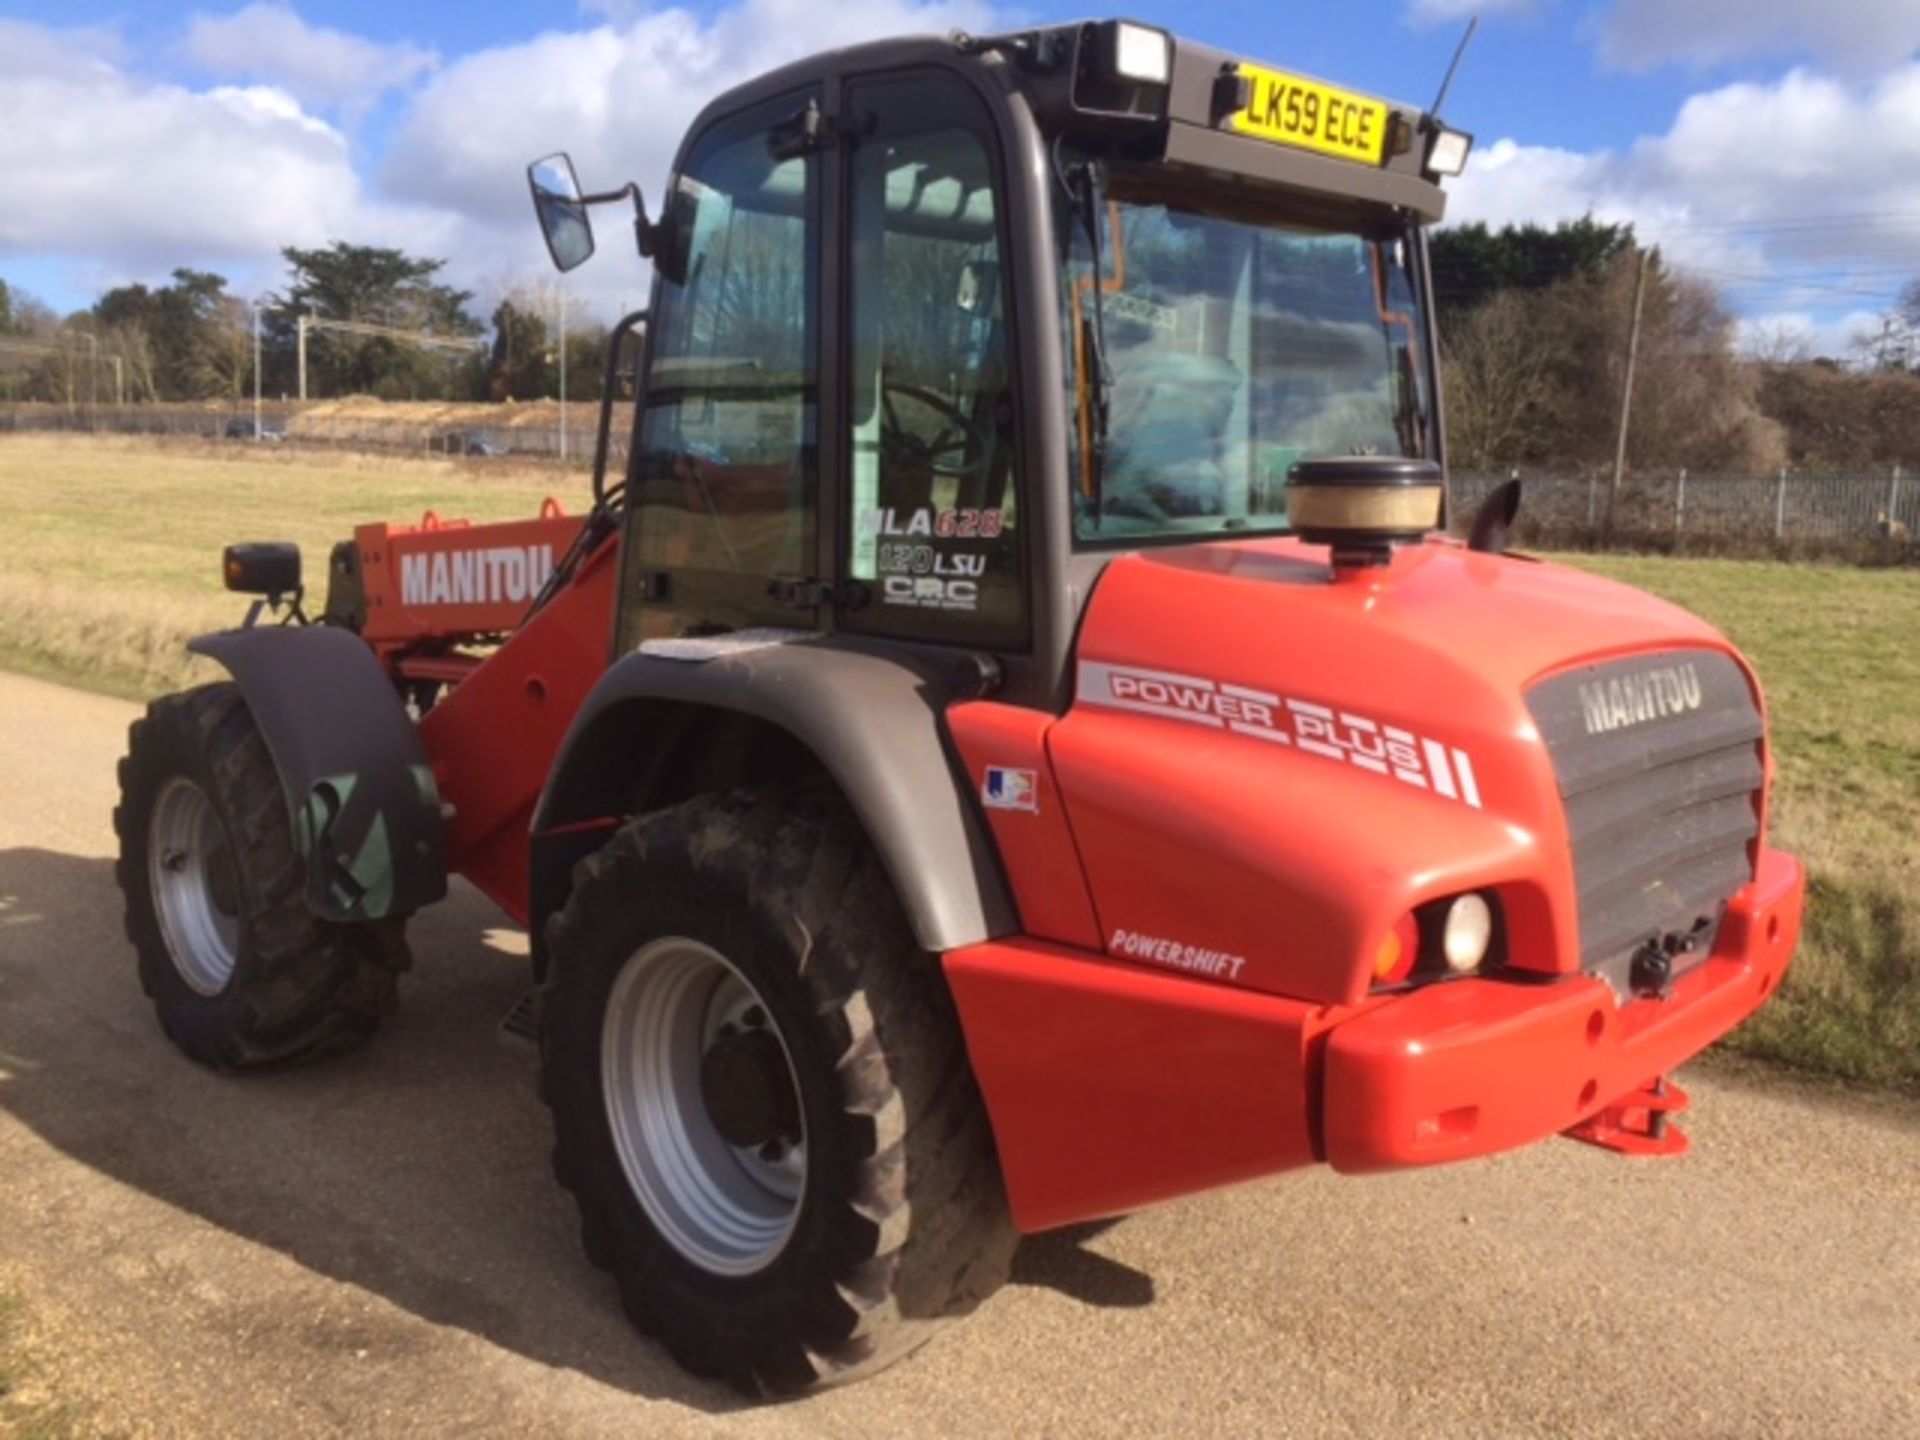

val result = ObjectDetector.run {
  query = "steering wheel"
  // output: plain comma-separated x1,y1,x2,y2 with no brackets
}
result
879,381,992,481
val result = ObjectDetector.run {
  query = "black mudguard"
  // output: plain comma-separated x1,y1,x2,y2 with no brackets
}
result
533,633,1017,955
189,626,447,922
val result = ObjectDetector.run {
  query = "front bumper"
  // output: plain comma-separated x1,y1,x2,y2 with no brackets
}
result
1321,847,1804,1173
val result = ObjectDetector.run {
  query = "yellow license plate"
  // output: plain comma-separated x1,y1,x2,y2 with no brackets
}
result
1229,63,1389,166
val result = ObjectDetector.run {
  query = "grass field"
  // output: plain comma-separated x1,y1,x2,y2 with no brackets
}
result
1559,554,1920,1089
0,435,591,698
1,435,1913,1089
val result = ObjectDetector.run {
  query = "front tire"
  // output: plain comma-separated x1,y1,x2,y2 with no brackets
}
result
541,788,1016,1394
115,682,408,1069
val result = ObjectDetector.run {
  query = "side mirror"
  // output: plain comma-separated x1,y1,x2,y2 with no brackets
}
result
528,153,595,272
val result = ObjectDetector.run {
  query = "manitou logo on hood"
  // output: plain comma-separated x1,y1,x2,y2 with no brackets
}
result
400,544,556,608
1078,660,1482,808
1578,661,1704,736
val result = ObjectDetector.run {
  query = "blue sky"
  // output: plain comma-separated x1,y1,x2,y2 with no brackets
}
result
2,0,1917,356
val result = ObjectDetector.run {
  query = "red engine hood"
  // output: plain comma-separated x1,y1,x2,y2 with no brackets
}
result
1084,537,1736,696
1046,537,1757,1006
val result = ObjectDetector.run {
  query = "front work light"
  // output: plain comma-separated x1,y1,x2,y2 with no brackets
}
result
1442,893,1494,973
1426,126,1474,177
1111,22,1172,85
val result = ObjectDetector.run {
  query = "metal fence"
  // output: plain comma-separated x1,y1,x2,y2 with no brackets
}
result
3,403,1915,561
1450,468,1917,559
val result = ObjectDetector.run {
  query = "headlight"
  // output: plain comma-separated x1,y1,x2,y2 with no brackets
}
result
1426,126,1474,177
1371,891,1500,991
1442,893,1494,972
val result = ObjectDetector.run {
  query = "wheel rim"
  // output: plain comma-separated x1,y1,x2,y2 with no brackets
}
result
601,937,808,1276
148,778,242,996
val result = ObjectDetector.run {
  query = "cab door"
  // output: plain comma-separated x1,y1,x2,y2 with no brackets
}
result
836,72,1029,653
618,91,824,650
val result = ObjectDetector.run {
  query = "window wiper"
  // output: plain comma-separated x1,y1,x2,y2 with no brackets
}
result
1063,158,1115,527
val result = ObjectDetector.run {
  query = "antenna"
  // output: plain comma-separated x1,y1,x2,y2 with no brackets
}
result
1430,15,1479,119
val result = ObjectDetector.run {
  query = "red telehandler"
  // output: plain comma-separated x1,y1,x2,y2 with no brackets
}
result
116,21,1804,1394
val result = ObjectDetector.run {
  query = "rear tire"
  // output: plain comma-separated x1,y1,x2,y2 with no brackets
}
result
541,788,1016,1394
115,682,408,1069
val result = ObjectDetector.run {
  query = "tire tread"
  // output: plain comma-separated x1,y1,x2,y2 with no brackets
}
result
115,681,408,1070
540,786,1015,1395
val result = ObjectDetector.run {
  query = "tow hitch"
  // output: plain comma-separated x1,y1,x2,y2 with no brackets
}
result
1564,1077,1691,1157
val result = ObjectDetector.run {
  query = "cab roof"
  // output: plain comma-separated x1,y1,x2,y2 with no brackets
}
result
686,21,1449,224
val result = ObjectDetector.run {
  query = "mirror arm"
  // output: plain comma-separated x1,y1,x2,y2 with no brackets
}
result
578,182,658,259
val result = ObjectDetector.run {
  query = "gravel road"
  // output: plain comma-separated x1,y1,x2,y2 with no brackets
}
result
1,669,1915,1439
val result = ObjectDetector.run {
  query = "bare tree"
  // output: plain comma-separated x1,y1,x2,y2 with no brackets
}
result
1437,249,1783,472
1736,320,1813,366
204,293,253,399
104,320,160,402
1441,289,1558,467
1627,267,1786,473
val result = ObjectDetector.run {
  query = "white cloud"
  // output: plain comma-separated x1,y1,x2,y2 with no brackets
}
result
0,18,126,77
0,19,453,284
184,4,438,113
1408,0,1537,23
1733,309,1884,362
1597,0,1920,76
0,3,1010,315
383,0,1000,237
1447,65,1920,315
20,0,1902,345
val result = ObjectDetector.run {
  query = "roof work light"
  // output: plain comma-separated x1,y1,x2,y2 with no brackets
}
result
1426,126,1474,177
1110,22,1172,85
1067,20,1174,125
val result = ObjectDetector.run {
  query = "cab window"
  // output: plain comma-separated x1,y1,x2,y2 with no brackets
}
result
843,77,1024,648
1062,168,1432,543
624,99,817,644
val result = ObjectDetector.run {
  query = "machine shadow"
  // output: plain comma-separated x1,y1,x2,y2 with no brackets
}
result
0,846,1157,1402
0,845,742,1411
1010,1219,1156,1309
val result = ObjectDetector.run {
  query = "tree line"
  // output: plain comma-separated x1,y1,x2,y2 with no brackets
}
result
4,227,1916,471
0,243,612,407
1432,218,1920,472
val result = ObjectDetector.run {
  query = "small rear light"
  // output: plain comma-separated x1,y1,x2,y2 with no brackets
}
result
222,542,301,598
1373,913,1421,988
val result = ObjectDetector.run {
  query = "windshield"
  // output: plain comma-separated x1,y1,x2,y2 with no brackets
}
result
1061,168,1433,542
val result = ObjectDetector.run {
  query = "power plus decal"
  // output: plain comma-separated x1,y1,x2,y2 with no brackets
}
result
1078,660,1483,808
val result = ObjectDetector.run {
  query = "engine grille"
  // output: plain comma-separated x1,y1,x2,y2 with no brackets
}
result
1527,649,1764,989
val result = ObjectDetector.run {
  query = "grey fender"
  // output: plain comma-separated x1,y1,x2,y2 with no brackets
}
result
532,635,1018,955
189,626,447,922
